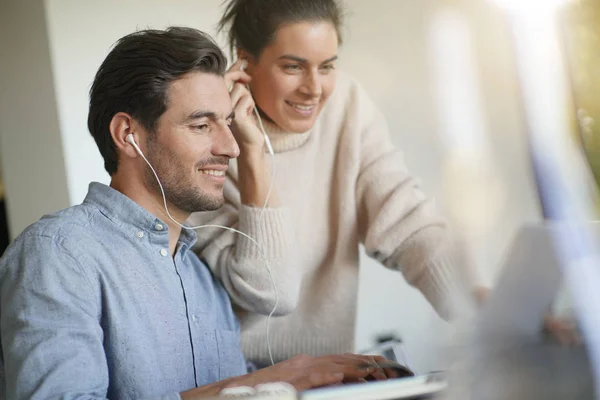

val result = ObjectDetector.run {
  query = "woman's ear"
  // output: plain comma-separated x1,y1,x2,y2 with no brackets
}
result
237,49,255,73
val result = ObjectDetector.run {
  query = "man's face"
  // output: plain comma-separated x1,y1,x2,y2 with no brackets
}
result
144,71,239,213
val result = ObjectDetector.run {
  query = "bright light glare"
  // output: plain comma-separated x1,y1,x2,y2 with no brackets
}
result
490,0,571,14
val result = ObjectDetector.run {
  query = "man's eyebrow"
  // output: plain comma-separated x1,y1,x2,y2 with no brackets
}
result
277,55,338,64
184,110,217,122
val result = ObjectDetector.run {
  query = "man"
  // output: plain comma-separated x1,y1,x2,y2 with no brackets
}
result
0,27,387,399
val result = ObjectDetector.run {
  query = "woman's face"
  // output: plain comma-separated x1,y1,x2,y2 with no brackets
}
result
245,21,339,133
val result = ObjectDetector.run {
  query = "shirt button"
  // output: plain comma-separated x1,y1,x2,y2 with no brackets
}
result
192,315,197,322
155,224,164,231
136,231,144,238
160,249,168,257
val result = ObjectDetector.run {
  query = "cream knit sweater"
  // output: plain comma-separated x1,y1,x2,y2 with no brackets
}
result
189,72,467,365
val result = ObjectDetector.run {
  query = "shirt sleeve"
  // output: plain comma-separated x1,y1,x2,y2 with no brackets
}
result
0,234,187,400
0,234,111,399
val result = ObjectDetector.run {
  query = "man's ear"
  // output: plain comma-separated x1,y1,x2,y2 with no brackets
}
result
110,112,141,159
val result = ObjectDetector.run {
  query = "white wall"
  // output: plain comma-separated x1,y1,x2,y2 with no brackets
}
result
43,0,228,205
0,0,71,237
0,0,541,373
342,0,541,372
340,0,449,371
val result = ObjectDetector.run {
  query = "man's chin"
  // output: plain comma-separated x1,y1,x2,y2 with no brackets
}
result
173,195,224,214
199,200,224,212
191,196,224,213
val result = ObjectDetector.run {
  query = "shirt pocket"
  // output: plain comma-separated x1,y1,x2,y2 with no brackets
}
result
215,329,247,380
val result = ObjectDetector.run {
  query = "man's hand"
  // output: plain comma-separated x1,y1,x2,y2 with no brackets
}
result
181,353,396,399
234,354,397,389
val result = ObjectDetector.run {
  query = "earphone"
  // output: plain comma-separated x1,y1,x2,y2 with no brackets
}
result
125,132,278,366
125,133,139,148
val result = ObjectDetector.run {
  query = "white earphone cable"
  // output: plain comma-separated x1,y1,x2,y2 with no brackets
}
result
250,91,277,365
132,137,277,366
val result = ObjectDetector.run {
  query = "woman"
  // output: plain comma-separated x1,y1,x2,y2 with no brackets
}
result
190,0,568,367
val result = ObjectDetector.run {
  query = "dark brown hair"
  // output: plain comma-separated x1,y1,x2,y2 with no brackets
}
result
218,0,345,58
88,27,227,175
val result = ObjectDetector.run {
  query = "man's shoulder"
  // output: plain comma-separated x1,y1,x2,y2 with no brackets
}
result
0,203,105,289
22,204,95,240
6,203,100,258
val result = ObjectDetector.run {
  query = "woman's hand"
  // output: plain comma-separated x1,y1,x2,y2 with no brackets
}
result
226,59,265,153
224,60,278,207
224,59,252,90
543,315,582,346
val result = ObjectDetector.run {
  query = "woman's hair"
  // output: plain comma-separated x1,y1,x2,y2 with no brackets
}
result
218,0,345,58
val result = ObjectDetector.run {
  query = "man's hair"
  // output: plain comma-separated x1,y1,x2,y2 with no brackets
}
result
88,27,227,175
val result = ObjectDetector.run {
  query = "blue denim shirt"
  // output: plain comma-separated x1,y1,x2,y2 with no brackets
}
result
0,183,246,399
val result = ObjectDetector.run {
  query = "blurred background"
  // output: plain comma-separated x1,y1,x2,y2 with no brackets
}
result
0,0,596,374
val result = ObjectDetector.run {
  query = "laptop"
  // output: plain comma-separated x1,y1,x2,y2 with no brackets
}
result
299,373,447,400
476,223,566,342
467,222,596,399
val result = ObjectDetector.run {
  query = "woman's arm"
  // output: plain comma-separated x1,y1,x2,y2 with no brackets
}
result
189,63,301,316
351,81,475,319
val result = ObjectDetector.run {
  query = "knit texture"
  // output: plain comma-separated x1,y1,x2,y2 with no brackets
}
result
189,72,470,365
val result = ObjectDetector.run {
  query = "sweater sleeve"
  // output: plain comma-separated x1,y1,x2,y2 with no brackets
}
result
188,178,301,317
352,84,473,320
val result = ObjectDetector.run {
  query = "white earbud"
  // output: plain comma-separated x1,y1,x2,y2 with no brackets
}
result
126,134,143,157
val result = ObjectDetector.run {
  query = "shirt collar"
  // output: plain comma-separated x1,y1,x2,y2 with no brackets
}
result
83,182,197,250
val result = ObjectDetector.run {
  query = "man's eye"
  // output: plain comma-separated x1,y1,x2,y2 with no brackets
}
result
283,64,302,72
194,124,210,132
